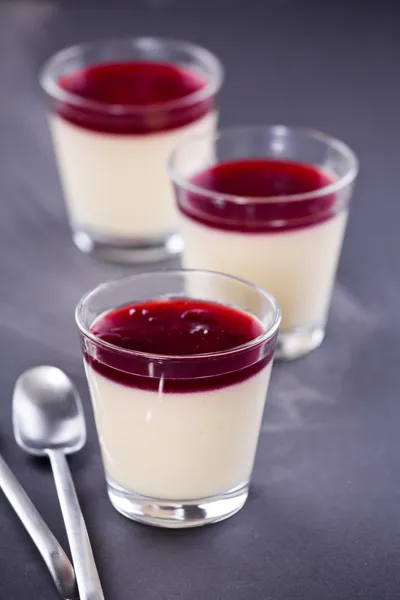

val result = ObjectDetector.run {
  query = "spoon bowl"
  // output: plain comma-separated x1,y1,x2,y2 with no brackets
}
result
13,366,86,455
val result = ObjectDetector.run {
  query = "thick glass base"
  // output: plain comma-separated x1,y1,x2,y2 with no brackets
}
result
72,228,183,264
276,325,325,360
107,480,249,528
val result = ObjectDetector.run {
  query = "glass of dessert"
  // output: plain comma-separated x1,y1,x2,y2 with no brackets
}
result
40,38,223,262
76,270,281,528
168,125,359,359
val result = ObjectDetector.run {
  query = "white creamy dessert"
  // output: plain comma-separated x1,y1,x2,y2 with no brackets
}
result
85,361,272,500
42,47,223,256
171,154,352,339
50,111,217,239
77,272,281,527
81,296,276,501
180,211,348,332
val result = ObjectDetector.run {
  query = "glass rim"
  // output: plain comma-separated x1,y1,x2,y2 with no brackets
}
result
75,269,281,362
40,36,224,115
168,124,359,204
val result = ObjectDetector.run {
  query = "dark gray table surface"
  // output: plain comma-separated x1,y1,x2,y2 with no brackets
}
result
0,0,399,598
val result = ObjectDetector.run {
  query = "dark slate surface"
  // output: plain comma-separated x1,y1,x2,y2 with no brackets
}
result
0,0,399,598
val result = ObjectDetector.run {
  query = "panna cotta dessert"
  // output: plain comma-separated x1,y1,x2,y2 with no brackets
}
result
169,126,358,358
76,270,281,528
41,38,222,262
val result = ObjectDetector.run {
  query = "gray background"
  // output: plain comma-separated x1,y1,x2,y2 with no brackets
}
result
0,0,399,598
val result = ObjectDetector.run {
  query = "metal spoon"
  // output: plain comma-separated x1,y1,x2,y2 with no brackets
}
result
0,452,77,599
13,366,105,600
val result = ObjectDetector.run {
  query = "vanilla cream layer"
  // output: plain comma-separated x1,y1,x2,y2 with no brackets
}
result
50,112,217,238
85,362,272,500
180,211,348,331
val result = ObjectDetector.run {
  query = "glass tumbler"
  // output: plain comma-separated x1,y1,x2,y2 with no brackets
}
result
76,270,281,528
41,37,223,263
169,125,359,359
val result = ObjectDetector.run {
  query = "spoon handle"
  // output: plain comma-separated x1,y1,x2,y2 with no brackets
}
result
48,450,105,600
0,453,78,599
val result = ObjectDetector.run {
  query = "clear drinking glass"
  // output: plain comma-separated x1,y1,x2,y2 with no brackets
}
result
76,270,281,528
169,125,359,359
41,38,223,263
